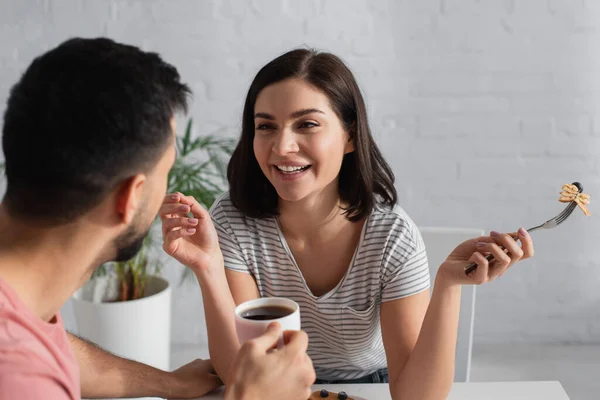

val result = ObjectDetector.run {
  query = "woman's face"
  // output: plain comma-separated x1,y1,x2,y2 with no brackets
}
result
253,78,354,204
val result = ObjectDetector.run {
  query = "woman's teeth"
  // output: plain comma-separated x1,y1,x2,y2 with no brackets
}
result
276,165,310,174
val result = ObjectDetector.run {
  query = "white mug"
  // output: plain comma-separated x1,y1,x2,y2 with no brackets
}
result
234,297,301,346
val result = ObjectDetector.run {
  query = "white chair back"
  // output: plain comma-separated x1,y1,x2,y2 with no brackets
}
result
419,227,484,383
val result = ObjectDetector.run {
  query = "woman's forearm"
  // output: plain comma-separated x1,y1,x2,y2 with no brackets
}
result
195,264,241,384
392,275,462,400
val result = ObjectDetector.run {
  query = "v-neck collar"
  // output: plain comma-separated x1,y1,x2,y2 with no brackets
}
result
273,215,370,301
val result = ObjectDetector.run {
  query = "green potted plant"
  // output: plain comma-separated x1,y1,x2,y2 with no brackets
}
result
71,119,234,378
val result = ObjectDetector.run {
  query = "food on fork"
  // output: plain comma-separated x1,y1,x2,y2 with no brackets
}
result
559,183,591,216
309,389,353,399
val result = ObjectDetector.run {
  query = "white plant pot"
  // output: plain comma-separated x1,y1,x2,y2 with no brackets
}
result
72,275,171,400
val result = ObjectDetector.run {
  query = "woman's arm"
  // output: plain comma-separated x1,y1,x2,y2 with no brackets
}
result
225,269,260,305
381,280,459,400
382,230,533,400
193,262,243,384
159,193,256,383
196,268,260,384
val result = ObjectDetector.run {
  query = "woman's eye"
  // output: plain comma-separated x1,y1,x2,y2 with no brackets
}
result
298,121,318,129
256,123,275,131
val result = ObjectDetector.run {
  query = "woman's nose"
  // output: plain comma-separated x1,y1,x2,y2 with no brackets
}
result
272,128,299,155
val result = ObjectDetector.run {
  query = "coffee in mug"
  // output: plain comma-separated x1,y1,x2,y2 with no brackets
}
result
240,305,295,321
234,297,300,346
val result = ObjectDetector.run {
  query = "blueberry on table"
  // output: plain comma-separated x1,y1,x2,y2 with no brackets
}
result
320,389,329,397
337,392,348,400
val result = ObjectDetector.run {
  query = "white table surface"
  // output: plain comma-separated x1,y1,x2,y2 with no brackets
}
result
196,381,570,400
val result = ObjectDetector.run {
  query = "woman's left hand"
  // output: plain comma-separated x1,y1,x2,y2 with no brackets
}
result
438,227,534,286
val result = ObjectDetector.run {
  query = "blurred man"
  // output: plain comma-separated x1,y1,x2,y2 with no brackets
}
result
0,37,314,400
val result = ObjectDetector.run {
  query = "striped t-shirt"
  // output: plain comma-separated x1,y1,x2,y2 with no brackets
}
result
210,193,430,380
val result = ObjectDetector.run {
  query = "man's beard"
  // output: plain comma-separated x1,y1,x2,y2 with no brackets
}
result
113,217,152,262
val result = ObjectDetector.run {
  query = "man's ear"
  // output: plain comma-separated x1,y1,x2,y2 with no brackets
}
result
115,174,146,224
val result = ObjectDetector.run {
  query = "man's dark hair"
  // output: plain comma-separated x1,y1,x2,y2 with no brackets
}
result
228,48,397,222
2,37,190,224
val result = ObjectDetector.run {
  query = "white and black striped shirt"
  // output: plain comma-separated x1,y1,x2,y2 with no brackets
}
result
210,193,430,380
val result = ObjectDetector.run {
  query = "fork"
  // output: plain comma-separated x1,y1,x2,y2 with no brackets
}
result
463,181,583,275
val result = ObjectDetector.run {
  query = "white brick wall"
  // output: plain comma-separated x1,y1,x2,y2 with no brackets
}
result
1,0,599,345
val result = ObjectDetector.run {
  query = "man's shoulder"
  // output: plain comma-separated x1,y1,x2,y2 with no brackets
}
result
0,306,79,399
0,297,69,374
0,303,51,360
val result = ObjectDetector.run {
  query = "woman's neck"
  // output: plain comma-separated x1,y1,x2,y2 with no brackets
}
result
277,182,350,242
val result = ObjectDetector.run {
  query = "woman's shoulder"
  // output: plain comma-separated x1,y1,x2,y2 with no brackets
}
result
369,201,422,246
209,191,233,212
210,191,268,230
209,192,245,224
371,201,418,230
210,191,233,214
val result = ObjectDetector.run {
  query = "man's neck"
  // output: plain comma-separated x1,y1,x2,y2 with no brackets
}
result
0,208,104,322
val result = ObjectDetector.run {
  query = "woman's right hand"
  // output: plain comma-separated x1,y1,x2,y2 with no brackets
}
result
159,192,223,274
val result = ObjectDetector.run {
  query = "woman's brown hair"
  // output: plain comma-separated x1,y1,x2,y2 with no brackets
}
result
227,48,397,222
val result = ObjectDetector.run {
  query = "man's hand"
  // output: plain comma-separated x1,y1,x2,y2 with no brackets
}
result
168,359,222,399
225,323,315,400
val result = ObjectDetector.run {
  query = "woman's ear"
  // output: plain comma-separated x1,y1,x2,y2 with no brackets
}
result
345,123,356,154
344,137,355,154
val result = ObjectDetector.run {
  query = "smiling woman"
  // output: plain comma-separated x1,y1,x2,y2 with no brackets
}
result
159,48,534,400
210,49,427,383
